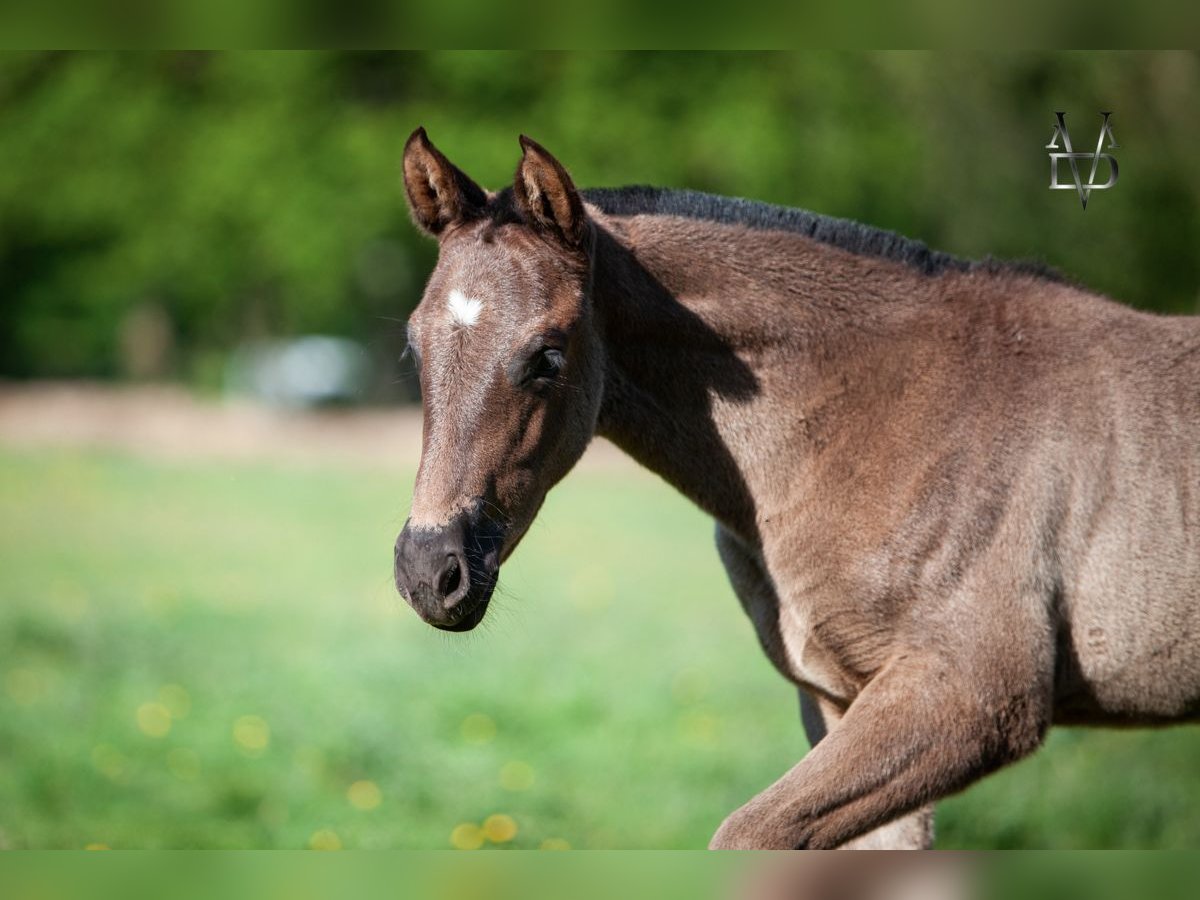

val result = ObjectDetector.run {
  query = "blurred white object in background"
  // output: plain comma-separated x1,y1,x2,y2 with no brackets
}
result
226,336,370,408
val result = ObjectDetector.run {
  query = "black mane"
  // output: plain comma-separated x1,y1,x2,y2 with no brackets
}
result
487,185,1061,282
582,186,1061,282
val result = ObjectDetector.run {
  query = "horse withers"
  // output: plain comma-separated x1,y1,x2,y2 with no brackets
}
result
392,128,1200,849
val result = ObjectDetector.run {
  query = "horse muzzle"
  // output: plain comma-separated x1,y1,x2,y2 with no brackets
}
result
393,508,503,632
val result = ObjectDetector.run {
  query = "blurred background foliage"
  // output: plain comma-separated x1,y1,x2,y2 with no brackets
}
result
1,51,1197,392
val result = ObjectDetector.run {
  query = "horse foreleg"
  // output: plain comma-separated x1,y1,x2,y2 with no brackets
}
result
712,650,1049,850
799,689,935,849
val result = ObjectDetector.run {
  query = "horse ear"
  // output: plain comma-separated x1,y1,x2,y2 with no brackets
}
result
402,127,487,237
513,135,586,247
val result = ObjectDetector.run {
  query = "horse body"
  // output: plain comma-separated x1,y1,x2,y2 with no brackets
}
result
393,128,1200,848
596,207,1200,721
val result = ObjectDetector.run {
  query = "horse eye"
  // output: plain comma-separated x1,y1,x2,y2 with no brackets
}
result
527,347,564,383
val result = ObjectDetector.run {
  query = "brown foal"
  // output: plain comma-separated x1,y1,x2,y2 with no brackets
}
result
392,128,1200,849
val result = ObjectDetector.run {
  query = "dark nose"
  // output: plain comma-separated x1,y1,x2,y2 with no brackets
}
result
394,509,504,631
394,524,472,615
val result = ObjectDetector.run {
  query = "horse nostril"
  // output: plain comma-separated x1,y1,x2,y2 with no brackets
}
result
438,554,463,603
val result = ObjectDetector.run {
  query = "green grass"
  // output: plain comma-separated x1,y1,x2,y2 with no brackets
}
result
2,447,1200,849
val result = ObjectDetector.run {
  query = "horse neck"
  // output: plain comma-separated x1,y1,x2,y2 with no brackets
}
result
589,216,924,543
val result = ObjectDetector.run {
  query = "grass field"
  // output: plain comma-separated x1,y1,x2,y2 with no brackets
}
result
3,446,1200,850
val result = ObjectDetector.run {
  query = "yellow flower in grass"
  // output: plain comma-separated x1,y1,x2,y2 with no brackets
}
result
450,822,485,850
233,714,270,756
460,713,496,744
308,829,341,851
678,710,719,745
483,814,518,844
347,779,382,811
136,701,172,738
